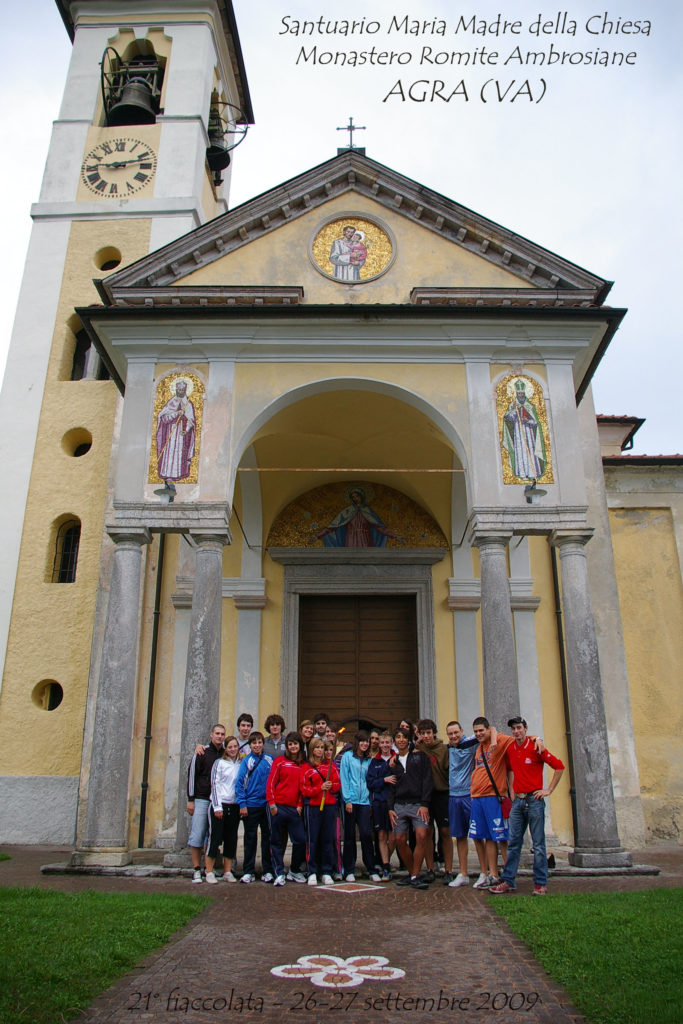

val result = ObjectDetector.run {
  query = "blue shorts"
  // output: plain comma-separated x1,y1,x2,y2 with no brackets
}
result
468,796,509,843
449,795,472,838
187,798,211,848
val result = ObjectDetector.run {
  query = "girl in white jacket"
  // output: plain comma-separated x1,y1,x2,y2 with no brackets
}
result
206,736,242,882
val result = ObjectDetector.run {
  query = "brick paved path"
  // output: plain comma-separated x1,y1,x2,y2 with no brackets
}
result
4,846,681,1024
75,882,585,1024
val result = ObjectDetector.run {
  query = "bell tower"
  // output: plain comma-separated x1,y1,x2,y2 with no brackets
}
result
0,1,252,843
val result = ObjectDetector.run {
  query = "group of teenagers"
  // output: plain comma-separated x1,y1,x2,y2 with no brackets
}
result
186,708,564,895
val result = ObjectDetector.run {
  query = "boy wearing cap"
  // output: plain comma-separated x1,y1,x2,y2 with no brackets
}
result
491,716,564,896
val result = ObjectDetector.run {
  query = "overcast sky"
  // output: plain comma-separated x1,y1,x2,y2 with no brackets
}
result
1,0,680,454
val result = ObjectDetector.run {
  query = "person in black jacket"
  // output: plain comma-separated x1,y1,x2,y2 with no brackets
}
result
187,723,226,882
387,727,433,890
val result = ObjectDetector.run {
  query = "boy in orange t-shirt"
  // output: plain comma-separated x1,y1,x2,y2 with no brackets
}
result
468,717,543,888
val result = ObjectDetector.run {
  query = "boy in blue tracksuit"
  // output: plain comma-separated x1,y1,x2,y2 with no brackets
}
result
235,731,274,883
367,732,396,879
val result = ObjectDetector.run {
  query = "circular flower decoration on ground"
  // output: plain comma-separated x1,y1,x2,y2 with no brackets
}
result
271,954,405,989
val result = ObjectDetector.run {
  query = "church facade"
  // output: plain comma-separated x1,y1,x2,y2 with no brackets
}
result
0,1,680,863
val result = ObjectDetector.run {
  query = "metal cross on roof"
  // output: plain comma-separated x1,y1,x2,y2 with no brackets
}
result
336,116,366,152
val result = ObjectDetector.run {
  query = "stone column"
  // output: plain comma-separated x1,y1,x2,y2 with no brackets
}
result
77,528,150,864
551,531,632,867
473,533,518,729
173,532,230,852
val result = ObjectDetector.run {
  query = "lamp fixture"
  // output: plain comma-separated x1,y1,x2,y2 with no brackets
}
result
154,480,177,504
524,478,548,504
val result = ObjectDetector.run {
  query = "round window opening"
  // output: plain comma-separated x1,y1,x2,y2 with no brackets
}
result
61,428,92,458
32,680,64,711
94,246,122,272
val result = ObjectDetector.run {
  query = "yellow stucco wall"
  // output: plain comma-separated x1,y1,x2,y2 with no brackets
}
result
0,219,151,780
178,192,531,302
609,506,683,839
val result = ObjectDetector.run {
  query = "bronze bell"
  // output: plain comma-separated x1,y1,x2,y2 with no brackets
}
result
108,76,157,126
206,111,231,173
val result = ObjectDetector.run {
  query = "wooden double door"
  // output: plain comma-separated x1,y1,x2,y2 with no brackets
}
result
298,595,418,732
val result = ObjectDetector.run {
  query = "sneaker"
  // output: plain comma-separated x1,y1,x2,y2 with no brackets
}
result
260,872,274,884
380,869,391,881
396,875,413,887
369,873,381,883
192,869,203,884
422,869,436,883
286,871,306,884
307,874,318,886
322,874,334,886
332,872,343,881
273,875,286,886
488,875,501,887
448,873,470,888
205,871,218,884
435,860,445,874
345,873,355,882
240,873,255,885
490,881,516,895
410,876,429,890
533,884,547,896
442,872,454,885
472,873,490,889
222,871,236,883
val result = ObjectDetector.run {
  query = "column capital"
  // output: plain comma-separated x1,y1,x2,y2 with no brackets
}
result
549,528,594,549
470,531,513,549
189,531,232,549
106,526,152,547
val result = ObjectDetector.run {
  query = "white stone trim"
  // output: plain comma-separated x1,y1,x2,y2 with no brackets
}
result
221,578,266,608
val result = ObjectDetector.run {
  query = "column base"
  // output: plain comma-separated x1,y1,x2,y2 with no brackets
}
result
569,847,633,868
163,850,193,868
70,848,132,867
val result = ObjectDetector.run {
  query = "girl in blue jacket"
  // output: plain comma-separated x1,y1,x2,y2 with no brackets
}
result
340,731,378,881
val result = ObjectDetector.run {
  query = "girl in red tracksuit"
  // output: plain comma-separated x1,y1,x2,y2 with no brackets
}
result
300,738,341,886
266,731,307,885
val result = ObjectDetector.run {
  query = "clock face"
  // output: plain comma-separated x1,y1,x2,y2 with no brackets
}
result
81,137,157,197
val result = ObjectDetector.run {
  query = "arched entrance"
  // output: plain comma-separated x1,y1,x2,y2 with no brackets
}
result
268,479,447,729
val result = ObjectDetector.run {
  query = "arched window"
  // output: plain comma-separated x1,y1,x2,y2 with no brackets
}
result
51,519,81,583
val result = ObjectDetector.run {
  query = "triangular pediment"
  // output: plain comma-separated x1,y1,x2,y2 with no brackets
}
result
98,151,610,309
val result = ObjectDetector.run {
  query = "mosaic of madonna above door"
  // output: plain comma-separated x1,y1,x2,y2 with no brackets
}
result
266,482,448,549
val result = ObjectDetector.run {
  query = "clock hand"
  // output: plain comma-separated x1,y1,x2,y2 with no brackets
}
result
100,156,151,170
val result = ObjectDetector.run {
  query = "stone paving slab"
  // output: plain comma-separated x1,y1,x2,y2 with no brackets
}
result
74,882,586,1024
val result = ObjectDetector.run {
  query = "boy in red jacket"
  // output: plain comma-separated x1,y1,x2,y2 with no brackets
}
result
491,716,564,896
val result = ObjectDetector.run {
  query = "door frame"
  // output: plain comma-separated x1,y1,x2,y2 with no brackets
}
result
269,548,446,728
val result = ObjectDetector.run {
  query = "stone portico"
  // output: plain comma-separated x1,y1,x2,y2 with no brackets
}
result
68,151,639,869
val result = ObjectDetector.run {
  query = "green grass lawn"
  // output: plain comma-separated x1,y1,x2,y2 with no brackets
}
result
0,852,10,862
0,887,208,1024
490,888,683,1024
